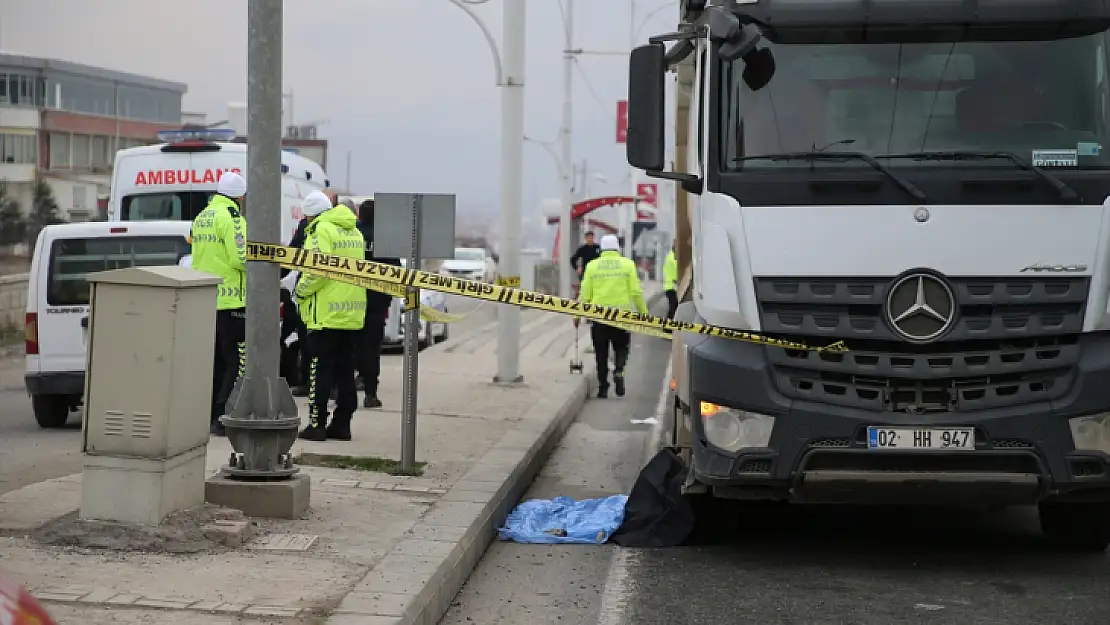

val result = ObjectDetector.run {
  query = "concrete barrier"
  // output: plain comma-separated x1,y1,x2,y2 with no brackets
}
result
0,274,28,332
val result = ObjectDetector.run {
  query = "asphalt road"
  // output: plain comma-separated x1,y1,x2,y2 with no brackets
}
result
441,301,1110,625
0,294,493,496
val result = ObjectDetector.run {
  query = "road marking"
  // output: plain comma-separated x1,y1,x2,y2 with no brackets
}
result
629,417,658,425
597,361,673,625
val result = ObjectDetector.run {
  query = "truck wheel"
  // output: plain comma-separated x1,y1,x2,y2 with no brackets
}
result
32,395,71,429
1039,502,1110,552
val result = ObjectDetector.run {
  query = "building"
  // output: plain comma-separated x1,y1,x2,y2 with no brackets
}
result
0,52,186,221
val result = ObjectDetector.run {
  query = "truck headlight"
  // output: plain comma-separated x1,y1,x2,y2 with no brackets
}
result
1069,414,1110,454
699,401,775,452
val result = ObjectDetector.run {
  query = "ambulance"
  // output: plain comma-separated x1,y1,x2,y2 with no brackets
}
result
107,128,330,243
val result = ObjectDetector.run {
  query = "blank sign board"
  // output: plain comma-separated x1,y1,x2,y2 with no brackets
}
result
372,193,456,260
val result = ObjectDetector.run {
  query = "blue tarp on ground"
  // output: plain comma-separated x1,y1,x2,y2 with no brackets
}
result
498,495,629,544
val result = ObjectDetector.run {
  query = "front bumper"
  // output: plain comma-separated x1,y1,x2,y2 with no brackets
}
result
683,332,1110,505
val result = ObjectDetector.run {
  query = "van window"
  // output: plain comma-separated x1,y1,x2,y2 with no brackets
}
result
122,192,213,221
47,236,189,306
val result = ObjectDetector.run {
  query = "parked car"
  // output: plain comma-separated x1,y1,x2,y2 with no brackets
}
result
439,247,496,283
383,259,449,349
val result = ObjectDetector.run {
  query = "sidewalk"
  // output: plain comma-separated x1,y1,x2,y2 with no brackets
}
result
0,283,663,625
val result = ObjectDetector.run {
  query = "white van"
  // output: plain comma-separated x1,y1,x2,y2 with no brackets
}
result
108,128,330,244
24,221,192,428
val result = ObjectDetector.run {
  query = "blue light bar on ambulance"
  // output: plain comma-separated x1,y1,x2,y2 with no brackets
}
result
157,128,237,144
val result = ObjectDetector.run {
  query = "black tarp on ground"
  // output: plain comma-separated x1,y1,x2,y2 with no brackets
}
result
610,448,696,547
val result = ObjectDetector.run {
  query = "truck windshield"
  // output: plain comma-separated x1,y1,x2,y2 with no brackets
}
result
121,192,213,221
722,30,1110,169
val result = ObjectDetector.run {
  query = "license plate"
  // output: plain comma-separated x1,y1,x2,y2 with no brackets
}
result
867,427,975,450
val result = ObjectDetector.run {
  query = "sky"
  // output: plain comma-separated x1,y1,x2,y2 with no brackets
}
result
0,0,680,246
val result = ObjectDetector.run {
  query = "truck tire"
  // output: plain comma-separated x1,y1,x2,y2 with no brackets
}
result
32,394,70,429
1039,501,1110,552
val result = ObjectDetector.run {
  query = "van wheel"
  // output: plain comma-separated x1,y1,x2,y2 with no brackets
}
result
32,395,71,429
418,323,432,350
1039,501,1110,552
436,323,449,343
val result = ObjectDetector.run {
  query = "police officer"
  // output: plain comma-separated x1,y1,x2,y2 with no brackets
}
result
663,242,678,320
354,198,401,409
191,171,248,436
570,230,601,280
575,234,648,398
295,190,367,441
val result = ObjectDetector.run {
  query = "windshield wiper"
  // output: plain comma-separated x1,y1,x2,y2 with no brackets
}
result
883,150,1080,203
732,152,927,202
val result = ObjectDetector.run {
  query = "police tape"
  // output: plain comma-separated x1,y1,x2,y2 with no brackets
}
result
495,275,521,288
250,243,848,353
281,263,484,324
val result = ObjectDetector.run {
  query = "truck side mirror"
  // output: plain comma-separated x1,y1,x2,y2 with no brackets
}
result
627,43,667,172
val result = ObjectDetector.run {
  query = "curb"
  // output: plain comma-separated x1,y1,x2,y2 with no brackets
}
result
326,373,592,625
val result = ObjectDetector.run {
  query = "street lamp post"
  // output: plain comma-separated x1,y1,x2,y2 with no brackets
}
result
215,0,303,504
558,0,576,300
448,0,526,384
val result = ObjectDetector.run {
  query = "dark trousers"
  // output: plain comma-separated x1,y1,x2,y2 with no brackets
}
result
308,328,358,428
356,310,387,396
285,312,310,387
665,289,678,320
212,308,246,424
591,323,631,390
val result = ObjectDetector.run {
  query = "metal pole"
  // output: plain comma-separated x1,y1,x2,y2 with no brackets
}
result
557,0,575,299
495,0,526,384
401,195,422,471
221,0,299,479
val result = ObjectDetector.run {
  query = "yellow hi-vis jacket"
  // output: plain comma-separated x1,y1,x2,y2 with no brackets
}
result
663,249,677,291
295,205,367,331
579,250,648,314
190,194,247,310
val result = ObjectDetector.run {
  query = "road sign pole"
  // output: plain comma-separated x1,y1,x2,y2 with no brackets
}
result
400,194,422,472
220,0,301,481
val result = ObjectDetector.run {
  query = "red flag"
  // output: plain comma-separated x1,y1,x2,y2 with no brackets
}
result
616,100,629,144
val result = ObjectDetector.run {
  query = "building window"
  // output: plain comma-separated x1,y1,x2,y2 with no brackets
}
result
72,134,91,169
0,74,7,104
0,134,36,164
49,132,71,169
73,186,87,211
91,135,110,169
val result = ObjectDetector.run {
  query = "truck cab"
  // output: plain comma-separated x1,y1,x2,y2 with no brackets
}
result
630,0,1110,550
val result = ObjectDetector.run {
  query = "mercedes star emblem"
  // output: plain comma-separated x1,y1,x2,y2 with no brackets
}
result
885,273,956,343
913,207,930,222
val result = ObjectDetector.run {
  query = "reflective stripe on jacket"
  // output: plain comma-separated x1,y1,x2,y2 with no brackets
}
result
295,205,367,330
190,194,247,310
579,250,648,314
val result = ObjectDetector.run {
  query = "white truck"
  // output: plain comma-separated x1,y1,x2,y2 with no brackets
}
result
630,0,1110,550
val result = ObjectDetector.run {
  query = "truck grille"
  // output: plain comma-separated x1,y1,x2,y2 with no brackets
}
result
754,276,1088,412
